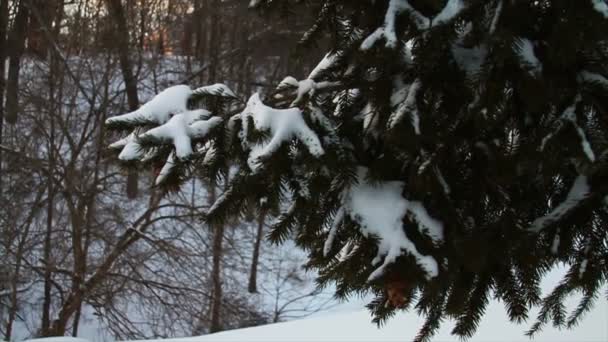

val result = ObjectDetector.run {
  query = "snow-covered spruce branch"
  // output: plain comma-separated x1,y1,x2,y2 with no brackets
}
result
106,79,338,185
106,77,447,282
539,95,596,163
361,0,466,50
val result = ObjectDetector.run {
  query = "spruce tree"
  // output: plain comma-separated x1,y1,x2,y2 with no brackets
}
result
105,1,608,340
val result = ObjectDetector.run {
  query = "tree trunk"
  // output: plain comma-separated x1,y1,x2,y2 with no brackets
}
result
39,2,64,335
5,0,29,124
207,0,220,83
104,0,140,198
209,185,223,333
248,208,267,293
0,0,9,192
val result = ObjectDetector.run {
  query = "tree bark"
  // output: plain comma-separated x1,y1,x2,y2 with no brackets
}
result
5,0,29,124
38,2,64,335
0,0,9,192
207,0,220,83
209,185,223,333
104,0,140,198
248,208,267,293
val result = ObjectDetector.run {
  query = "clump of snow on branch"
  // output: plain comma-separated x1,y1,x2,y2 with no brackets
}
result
432,0,465,26
551,228,560,254
361,0,423,49
277,76,340,107
579,70,608,88
560,96,595,162
115,110,221,161
106,84,235,185
388,79,422,132
489,0,503,33
360,0,465,50
515,38,542,75
155,152,176,185
106,84,236,130
539,95,595,162
106,85,193,128
192,83,238,99
451,23,488,76
529,175,591,233
140,110,222,159
308,52,338,80
339,167,440,281
324,208,344,257
591,0,608,18
240,93,325,173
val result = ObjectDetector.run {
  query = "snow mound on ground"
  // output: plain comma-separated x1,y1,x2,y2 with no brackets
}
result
23,338,90,342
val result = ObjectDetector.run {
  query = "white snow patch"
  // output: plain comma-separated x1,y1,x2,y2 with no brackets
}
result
579,70,608,88
324,208,344,257
551,229,560,255
489,0,503,33
516,38,542,75
560,97,595,162
108,131,136,150
308,53,337,80
591,0,608,18
579,259,589,279
530,175,590,232
540,96,595,162
361,0,426,50
106,85,192,127
432,0,465,27
406,200,444,243
155,152,176,185
240,93,324,173
23,338,89,342
277,77,340,106
344,168,439,280
388,79,421,133
191,83,237,99
118,137,145,161
138,109,221,159
360,0,465,50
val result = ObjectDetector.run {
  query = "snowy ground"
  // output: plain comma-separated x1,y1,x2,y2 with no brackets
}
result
20,264,608,342
22,299,608,342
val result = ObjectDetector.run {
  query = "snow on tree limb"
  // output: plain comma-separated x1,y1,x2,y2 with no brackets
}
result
308,52,338,80
489,0,503,34
432,0,465,27
155,151,176,185
106,83,236,131
361,0,425,49
343,168,440,281
137,110,222,160
324,207,344,257
529,175,591,233
240,93,325,173
540,95,595,162
388,79,422,132
277,76,341,107
107,83,235,163
361,0,465,50
591,0,608,18
191,83,238,100
515,38,542,75
106,85,193,129
579,70,608,89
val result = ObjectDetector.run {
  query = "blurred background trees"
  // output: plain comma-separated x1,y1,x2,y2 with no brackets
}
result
0,0,331,339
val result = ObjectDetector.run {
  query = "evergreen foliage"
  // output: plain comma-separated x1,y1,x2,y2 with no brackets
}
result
106,1,608,340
